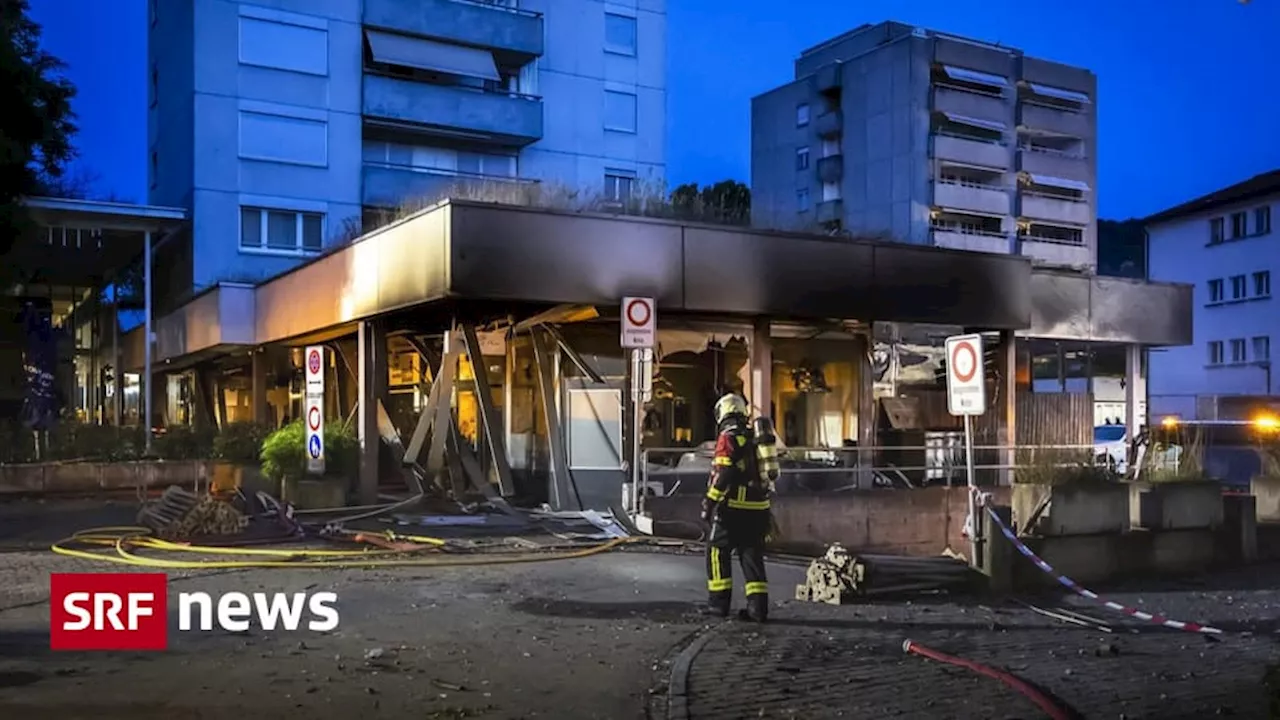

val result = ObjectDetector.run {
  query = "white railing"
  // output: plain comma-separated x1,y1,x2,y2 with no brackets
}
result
933,80,1005,99
1020,233,1085,246
1017,143,1086,160
936,177,1007,192
1021,187,1088,202
931,223,1007,238
450,0,543,18
933,129,1007,147
364,161,537,185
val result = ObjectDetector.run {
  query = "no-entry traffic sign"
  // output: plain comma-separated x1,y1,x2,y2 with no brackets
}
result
620,296,655,349
304,346,326,475
945,334,986,416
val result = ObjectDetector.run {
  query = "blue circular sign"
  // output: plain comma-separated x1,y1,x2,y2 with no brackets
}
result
308,433,323,459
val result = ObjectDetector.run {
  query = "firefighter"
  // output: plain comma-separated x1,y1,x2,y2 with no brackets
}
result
702,392,772,622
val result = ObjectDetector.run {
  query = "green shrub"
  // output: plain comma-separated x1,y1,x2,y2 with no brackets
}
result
1013,447,1117,486
47,423,146,462
259,419,358,485
151,425,215,461
213,421,272,464
0,420,37,463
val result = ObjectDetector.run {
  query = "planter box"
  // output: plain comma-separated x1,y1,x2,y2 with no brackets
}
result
1012,482,1130,536
281,475,347,510
1129,480,1223,530
209,462,276,496
1251,475,1280,522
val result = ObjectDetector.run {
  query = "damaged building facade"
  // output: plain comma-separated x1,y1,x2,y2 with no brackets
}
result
70,199,1194,511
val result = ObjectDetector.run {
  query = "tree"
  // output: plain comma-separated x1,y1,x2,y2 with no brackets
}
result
0,0,77,257
666,180,751,226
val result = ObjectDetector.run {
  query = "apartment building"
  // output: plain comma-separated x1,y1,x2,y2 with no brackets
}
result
750,21,1097,271
1146,170,1279,420
148,0,666,305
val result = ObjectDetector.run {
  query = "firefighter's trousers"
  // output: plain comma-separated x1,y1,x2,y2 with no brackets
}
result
706,507,769,618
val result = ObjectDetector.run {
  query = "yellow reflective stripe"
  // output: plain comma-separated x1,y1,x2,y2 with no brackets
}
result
706,487,725,501
745,581,768,596
737,486,747,502
710,547,721,581
708,578,733,592
712,456,733,466
736,435,747,446
726,498,770,510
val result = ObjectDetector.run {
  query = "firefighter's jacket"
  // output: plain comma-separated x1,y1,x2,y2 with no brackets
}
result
706,420,772,512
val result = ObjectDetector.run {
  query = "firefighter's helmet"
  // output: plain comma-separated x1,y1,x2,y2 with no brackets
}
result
714,393,749,425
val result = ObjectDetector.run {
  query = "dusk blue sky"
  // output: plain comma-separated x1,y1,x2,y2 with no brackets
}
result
30,0,1280,219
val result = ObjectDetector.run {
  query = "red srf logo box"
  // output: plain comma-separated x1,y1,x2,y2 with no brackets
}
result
49,573,169,651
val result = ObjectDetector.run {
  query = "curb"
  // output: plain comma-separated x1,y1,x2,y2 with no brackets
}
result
666,622,724,720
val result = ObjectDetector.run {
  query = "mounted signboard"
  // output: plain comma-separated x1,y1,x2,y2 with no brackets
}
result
945,333,986,417
620,296,655,349
304,345,325,475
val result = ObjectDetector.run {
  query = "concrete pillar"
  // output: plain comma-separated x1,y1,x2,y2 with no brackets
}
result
979,504,1014,593
749,318,772,418
1124,343,1142,444
999,330,1017,486
853,332,876,489
251,349,269,425
357,320,388,506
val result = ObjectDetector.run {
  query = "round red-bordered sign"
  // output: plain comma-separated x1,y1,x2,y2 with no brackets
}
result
625,299,652,328
307,405,321,431
950,341,978,383
307,349,322,376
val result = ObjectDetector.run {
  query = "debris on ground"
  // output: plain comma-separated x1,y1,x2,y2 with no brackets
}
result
794,543,973,603
137,486,248,539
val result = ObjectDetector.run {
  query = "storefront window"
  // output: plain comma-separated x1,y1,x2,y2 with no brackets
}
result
565,388,623,469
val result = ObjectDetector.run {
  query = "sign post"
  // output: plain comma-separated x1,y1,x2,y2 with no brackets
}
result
945,333,986,557
621,298,656,514
304,345,326,476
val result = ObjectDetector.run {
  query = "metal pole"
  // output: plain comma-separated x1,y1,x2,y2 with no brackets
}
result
963,412,978,559
112,282,120,427
630,348,643,515
143,230,153,454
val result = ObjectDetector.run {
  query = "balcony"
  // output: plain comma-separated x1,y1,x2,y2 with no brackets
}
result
364,0,543,58
932,85,1007,123
362,163,535,208
1019,237,1091,269
933,179,1010,216
816,154,843,183
1018,192,1091,226
363,74,543,147
1018,103,1091,138
815,110,842,139
931,133,1010,169
816,199,843,225
815,62,842,94
1017,147,1088,180
931,228,1011,255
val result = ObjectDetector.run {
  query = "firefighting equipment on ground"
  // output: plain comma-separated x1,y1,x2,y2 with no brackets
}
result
703,393,773,621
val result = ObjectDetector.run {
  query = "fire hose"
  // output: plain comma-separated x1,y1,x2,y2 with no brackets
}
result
902,639,1074,720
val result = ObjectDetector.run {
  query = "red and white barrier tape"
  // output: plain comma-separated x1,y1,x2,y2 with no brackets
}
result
979,497,1224,635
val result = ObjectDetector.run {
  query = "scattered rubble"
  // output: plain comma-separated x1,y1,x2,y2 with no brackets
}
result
795,543,973,604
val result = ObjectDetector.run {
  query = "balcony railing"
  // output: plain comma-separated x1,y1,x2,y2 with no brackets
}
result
1019,233,1084,246
936,177,1006,192
361,161,538,207
930,223,1006,238
452,0,542,19
1017,143,1085,160
933,80,1004,99
933,129,1005,146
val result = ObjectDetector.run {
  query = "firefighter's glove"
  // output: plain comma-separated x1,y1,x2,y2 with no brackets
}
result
700,499,716,525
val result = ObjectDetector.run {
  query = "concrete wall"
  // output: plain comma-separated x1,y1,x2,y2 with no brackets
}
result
645,486,1011,557
1147,191,1280,412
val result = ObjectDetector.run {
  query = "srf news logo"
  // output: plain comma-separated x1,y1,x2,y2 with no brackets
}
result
49,573,339,651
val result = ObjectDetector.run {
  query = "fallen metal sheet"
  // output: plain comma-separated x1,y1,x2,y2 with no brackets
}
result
527,507,630,538
390,513,528,527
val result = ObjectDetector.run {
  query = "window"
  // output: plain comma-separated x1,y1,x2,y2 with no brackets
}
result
240,207,324,253
1255,271,1272,297
1257,206,1273,235
1208,278,1224,303
239,110,328,167
1231,211,1248,239
1254,336,1271,362
796,103,810,127
1208,341,1224,365
239,13,328,76
796,188,811,212
796,147,810,171
603,13,637,56
1210,217,1225,244
1231,274,1247,299
604,170,635,202
566,388,623,469
604,90,637,133
1231,338,1247,364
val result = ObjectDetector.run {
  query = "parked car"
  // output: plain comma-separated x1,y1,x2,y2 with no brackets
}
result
1094,424,1127,474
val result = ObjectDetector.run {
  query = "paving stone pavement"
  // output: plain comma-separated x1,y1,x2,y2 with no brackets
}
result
675,566,1280,719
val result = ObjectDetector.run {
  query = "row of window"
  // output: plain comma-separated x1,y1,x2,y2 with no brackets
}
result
1208,336,1271,366
1206,271,1271,304
1209,205,1271,244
